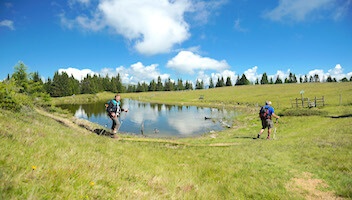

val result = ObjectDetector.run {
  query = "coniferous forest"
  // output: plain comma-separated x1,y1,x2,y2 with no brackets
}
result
2,62,351,100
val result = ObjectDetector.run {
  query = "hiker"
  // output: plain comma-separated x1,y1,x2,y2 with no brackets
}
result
257,101,280,139
105,94,128,136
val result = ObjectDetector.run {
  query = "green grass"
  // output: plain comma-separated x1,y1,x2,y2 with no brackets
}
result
1,82,352,199
121,82,352,109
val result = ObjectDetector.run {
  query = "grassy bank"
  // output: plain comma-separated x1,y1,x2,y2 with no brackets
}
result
1,83,352,199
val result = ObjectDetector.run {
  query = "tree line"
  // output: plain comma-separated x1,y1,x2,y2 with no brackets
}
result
2,62,352,99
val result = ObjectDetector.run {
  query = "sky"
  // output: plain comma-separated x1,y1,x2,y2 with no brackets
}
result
1,0,352,86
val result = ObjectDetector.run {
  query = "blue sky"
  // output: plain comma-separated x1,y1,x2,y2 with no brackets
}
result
1,0,351,85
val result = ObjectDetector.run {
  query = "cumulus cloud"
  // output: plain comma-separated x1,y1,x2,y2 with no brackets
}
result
208,69,236,86
58,67,97,81
61,0,192,55
263,0,335,22
167,51,230,74
60,0,227,55
0,20,15,30
307,64,351,82
244,66,259,83
59,64,351,87
62,62,169,85
262,64,350,83
98,0,192,55
129,62,170,83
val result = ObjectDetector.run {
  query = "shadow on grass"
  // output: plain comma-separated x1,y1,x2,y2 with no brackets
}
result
330,114,352,118
233,136,256,139
93,128,113,137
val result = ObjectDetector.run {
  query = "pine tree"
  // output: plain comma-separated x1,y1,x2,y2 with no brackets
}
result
209,78,214,88
260,73,269,84
185,81,193,90
12,62,29,93
149,79,157,91
275,75,283,84
176,79,184,91
164,78,174,91
216,77,225,87
326,76,333,82
225,77,232,86
235,74,250,85
195,79,204,89
314,74,320,82
156,76,163,91
340,77,348,82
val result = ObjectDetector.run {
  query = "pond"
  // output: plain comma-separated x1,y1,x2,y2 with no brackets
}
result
59,99,237,138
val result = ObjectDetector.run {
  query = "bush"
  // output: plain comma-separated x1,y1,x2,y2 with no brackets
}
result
0,81,34,111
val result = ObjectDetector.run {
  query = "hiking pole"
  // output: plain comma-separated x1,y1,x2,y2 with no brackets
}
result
273,118,279,140
116,111,125,133
116,109,129,133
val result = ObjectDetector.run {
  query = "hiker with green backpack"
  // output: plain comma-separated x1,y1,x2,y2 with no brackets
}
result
105,94,128,138
257,101,280,140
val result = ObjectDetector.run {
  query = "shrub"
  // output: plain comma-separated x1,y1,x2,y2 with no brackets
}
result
0,81,33,111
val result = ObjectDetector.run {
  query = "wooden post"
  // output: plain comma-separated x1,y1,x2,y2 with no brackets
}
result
315,96,317,107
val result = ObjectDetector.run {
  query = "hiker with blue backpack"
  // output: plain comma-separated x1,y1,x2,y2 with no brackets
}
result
105,94,128,137
257,101,280,140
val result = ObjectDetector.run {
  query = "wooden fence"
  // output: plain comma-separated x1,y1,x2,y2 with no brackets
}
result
291,96,325,108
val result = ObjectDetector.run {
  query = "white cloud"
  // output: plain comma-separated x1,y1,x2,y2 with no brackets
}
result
129,62,169,83
60,64,351,87
264,0,334,22
75,14,105,31
58,67,97,81
333,0,352,20
0,20,15,30
99,62,170,85
99,0,192,55
244,66,259,83
265,64,350,82
69,0,91,7
189,0,228,25
167,50,230,74
60,63,169,85
209,69,236,86
234,18,248,32
307,69,326,82
271,69,291,82
324,64,350,81
60,0,227,55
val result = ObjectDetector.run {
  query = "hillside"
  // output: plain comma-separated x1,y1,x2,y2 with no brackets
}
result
1,82,351,199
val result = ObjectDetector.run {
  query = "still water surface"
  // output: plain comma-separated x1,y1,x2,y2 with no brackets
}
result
60,99,236,138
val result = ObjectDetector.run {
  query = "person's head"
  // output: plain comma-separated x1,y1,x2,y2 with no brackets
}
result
115,94,121,101
265,101,272,106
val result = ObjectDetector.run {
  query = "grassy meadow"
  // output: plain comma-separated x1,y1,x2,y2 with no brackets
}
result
1,82,352,199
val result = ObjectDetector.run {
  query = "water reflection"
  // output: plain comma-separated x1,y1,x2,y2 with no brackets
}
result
60,99,237,138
